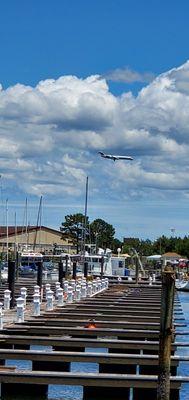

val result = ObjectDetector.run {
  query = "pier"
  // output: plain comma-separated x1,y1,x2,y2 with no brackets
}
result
0,275,186,399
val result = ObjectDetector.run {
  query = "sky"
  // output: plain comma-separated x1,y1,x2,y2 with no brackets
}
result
0,0,189,241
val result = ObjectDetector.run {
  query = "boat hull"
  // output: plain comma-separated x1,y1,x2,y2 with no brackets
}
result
175,279,189,291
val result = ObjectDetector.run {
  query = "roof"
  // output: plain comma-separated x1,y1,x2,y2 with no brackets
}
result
0,226,62,239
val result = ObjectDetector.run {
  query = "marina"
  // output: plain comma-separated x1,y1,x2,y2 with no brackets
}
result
0,2,188,400
0,264,185,399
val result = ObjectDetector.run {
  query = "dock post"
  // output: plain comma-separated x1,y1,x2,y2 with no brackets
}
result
84,261,88,278
8,260,16,309
55,282,61,298
20,287,27,307
100,256,104,278
58,260,64,287
75,284,81,301
37,260,43,288
46,290,54,311
4,290,11,310
33,293,41,316
72,260,77,279
57,287,64,306
157,267,175,400
16,297,25,323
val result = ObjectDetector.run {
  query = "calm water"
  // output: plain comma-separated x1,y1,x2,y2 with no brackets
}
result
176,291,189,400
4,293,189,400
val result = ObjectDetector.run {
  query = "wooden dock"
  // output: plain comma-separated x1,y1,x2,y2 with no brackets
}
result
0,279,187,399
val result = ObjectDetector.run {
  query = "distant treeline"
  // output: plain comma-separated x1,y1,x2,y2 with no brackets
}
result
122,236,189,258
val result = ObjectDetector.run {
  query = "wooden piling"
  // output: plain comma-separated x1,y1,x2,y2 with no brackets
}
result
37,261,43,288
58,260,64,287
100,257,104,278
72,261,77,280
157,267,175,400
84,262,88,278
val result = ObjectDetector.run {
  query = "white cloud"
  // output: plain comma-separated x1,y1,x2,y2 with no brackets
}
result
0,61,189,204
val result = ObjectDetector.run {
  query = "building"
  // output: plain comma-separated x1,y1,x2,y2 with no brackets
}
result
0,225,75,254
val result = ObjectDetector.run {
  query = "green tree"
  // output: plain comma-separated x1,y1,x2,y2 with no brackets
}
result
60,213,89,253
112,238,123,254
175,236,189,258
122,238,141,255
139,239,153,256
90,218,115,249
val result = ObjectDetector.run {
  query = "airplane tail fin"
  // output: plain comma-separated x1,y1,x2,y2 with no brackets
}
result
98,151,104,156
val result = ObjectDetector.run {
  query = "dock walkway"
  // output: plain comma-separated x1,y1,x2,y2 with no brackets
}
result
0,280,187,399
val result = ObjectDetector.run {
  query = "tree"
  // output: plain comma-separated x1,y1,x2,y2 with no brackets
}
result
60,213,89,253
112,238,123,254
90,218,115,249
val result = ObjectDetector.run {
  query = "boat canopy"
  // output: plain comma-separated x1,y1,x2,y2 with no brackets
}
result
146,255,162,260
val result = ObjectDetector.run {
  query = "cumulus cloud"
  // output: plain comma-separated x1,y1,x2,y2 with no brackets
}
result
0,75,118,130
0,61,189,202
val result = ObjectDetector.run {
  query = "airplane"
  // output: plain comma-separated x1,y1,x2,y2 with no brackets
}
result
98,151,133,162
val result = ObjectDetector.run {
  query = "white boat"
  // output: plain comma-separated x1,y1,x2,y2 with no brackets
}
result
19,250,43,277
75,248,128,277
76,253,112,276
175,279,189,291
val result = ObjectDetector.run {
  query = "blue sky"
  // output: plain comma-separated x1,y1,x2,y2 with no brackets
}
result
0,0,188,88
0,0,189,241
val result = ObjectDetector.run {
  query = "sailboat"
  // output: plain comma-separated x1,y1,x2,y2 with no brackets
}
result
19,197,43,277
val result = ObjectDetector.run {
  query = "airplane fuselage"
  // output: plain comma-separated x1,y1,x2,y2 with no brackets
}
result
98,152,133,161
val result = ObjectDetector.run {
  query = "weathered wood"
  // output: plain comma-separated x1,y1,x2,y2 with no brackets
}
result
39,311,161,322
31,316,184,328
58,260,64,286
24,318,161,330
0,370,185,388
65,306,161,315
37,261,43,288
84,261,88,278
5,325,160,339
0,335,180,351
157,269,175,400
0,349,182,365
72,261,77,280
100,256,104,278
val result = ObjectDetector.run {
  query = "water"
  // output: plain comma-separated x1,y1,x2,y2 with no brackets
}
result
176,291,189,400
5,347,101,400
4,294,189,399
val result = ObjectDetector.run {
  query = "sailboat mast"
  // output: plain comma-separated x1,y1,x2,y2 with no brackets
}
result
83,176,88,256
33,196,42,251
25,198,28,248
6,199,8,263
